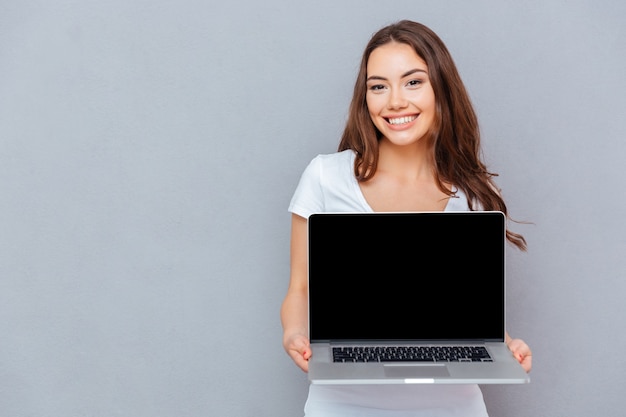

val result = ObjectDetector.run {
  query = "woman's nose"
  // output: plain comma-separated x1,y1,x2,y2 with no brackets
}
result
387,88,408,109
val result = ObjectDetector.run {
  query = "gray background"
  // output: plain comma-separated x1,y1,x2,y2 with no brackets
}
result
1,1,624,416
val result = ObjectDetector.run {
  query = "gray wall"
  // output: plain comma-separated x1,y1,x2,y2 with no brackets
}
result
1,1,624,416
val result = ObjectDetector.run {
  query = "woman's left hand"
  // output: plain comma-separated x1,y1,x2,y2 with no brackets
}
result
505,332,532,373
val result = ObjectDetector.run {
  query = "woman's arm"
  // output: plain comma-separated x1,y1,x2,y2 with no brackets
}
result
280,214,311,372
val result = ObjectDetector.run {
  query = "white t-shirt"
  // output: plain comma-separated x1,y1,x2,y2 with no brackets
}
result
288,150,489,417
289,150,472,217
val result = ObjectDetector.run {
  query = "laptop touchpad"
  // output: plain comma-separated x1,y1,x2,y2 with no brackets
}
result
384,364,450,378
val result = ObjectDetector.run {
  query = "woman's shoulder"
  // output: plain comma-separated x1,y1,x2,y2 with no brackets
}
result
289,149,367,217
310,149,355,166
302,149,355,180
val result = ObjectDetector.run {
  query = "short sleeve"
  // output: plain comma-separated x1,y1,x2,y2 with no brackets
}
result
288,155,325,219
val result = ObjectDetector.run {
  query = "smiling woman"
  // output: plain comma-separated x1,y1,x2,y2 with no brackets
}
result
281,19,531,417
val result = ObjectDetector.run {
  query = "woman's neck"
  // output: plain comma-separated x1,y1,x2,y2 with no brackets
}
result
358,139,450,212
376,138,434,181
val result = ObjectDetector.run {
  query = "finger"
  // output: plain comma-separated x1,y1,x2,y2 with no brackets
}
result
293,353,310,372
516,351,532,373
289,347,311,372
286,337,312,372
507,339,532,372
507,338,525,352
509,339,531,358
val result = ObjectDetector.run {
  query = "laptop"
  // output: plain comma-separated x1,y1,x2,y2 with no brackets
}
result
306,211,530,385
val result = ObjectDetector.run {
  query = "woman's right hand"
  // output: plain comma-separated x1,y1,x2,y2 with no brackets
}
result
284,332,312,372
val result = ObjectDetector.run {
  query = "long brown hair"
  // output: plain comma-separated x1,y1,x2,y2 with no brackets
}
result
338,20,526,250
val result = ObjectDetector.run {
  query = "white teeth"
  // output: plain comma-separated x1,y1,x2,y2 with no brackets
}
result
388,115,417,125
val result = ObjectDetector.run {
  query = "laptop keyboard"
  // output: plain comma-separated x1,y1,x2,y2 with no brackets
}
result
332,346,493,363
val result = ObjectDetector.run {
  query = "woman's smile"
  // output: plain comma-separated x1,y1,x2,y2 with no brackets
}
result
386,114,418,126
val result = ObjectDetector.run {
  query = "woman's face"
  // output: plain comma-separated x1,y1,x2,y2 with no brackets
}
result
365,42,436,147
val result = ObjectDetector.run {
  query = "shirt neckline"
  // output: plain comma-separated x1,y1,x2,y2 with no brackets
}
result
347,151,463,212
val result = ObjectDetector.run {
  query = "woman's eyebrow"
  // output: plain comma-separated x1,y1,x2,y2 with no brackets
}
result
402,68,427,77
366,68,428,82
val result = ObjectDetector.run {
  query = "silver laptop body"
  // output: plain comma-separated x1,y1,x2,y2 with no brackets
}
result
307,211,530,385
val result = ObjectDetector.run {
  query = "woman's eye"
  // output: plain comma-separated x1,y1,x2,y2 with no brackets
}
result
368,84,386,92
407,79,423,87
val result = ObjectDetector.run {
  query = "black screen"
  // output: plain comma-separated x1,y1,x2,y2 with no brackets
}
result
308,212,505,342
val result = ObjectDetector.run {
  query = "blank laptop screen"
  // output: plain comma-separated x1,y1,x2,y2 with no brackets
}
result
308,212,505,342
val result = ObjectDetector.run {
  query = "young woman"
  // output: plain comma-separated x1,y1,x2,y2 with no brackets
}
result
281,20,532,416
